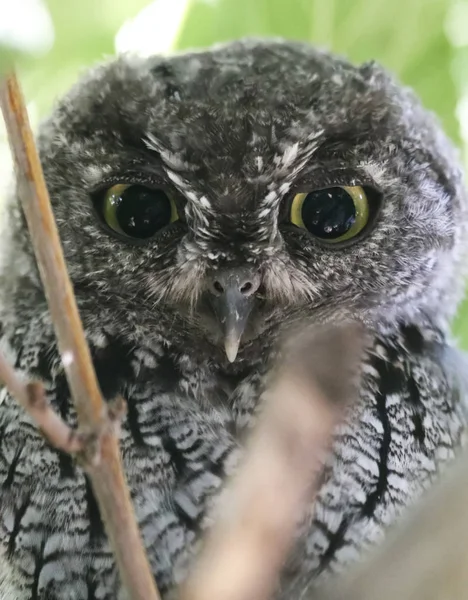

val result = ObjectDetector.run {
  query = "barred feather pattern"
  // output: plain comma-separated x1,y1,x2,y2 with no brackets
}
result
0,320,465,599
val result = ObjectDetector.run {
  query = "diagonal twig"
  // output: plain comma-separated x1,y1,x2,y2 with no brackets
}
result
0,351,83,453
180,323,366,600
0,72,160,600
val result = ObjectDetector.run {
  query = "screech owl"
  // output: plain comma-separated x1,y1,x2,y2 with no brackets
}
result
0,37,467,599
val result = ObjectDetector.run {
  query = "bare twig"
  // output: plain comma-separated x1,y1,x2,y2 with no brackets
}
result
0,352,83,453
312,447,468,600
0,72,160,600
180,324,365,600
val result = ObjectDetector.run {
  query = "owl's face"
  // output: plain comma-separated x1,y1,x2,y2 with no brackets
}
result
16,40,466,363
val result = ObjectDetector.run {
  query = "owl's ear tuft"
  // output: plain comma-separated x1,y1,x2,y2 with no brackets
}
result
358,60,393,89
359,60,379,77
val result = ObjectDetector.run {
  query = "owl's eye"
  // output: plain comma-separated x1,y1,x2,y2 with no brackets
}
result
290,186,369,243
100,184,178,239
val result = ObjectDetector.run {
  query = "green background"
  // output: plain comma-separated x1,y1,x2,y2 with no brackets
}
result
3,0,468,344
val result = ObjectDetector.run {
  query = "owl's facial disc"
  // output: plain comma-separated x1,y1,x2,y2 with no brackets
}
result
206,267,261,362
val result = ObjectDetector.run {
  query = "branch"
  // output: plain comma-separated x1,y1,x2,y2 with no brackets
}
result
0,72,160,600
312,447,468,600
0,352,83,453
180,323,366,600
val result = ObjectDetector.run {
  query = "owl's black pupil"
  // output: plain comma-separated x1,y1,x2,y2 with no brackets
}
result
301,187,356,239
115,186,172,238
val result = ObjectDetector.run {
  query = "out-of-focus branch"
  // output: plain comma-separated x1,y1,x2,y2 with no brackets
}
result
180,324,366,600
0,72,160,600
311,447,468,600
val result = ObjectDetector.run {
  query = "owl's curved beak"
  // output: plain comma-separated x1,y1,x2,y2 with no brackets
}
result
211,288,255,362
207,269,260,362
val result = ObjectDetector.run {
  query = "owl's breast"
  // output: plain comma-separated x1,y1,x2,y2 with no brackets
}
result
0,325,466,600
0,335,261,598
280,326,467,597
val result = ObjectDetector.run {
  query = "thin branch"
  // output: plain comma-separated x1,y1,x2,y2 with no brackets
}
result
180,324,365,600
0,72,160,600
0,352,83,453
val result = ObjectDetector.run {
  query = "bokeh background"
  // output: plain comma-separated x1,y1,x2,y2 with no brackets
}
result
2,0,468,344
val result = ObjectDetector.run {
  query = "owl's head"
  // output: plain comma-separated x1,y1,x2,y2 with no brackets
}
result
3,39,467,363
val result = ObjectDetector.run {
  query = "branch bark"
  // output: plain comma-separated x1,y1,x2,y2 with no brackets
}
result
0,72,160,600
0,352,83,453
180,324,365,600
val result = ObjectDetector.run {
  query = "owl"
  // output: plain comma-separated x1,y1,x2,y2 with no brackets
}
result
0,37,467,600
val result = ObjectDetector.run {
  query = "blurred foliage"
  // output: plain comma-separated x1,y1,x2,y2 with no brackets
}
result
17,0,151,114
0,49,12,75
2,0,468,344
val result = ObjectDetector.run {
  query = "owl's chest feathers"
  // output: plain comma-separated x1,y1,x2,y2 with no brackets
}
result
0,333,263,594
0,323,466,598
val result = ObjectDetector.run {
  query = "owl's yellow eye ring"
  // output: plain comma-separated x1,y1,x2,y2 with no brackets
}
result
101,183,179,239
290,185,370,243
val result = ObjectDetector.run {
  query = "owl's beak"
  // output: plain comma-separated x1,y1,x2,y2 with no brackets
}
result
207,269,260,362
209,287,255,362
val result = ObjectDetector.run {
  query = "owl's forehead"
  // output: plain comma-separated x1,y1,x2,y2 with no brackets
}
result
140,43,378,169
42,40,414,205
144,104,322,201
